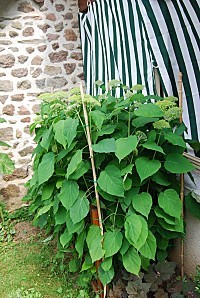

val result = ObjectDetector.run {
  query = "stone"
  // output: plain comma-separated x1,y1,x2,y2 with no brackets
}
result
70,52,83,60
9,120,17,124
0,24,6,29
11,21,22,30
0,33,6,37
32,104,40,113
55,4,65,12
31,56,43,65
0,47,5,52
54,22,63,32
44,66,62,76
18,55,28,64
18,1,34,13
77,72,84,80
23,16,42,20
0,80,13,92
40,5,48,11
0,54,15,68
65,29,77,41
35,78,46,89
48,51,68,63
24,125,30,134
19,158,31,165
3,167,28,182
1,184,20,199
64,63,76,75
33,0,44,3
21,117,31,123
11,94,24,101
11,68,28,78
0,73,6,77
46,13,56,21
19,146,33,157
47,33,60,42
31,67,42,78
17,80,31,89
38,45,47,52
16,129,22,138
9,47,19,52
0,95,8,104
23,27,34,37
52,43,59,50
0,41,12,45
72,20,79,29
9,31,19,38
47,77,67,89
18,39,45,44
3,105,15,116
63,13,73,20
37,24,50,33
26,47,34,54
18,106,30,115
63,43,74,50
0,127,13,141
71,76,76,84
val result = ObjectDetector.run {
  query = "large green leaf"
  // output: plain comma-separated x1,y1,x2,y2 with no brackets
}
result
75,230,86,258
90,110,105,130
132,117,159,128
133,215,148,250
66,149,82,179
55,206,67,225
125,214,142,246
0,153,14,174
92,138,116,153
164,153,195,173
98,265,114,286
37,203,53,217
63,118,79,148
38,152,55,185
69,192,90,224
58,180,79,210
104,230,123,258
122,247,141,275
139,231,156,260
135,157,161,182
65,212,84,234
154,206,175,225
98,165,124,197
157,217,184,233
42,184,54,201
60,228,72,247
115,135,138,162
0,141,10,147
69,161,90,180
53,118,78,149
185,193,200,220
134,104,164,118
142,141,165,155
40,126,53,151
151,171,171,186
132,192,152,218
86,225,105,263
101,257,112,271
164,132,186,148
53,120,67,148
158,189,182,219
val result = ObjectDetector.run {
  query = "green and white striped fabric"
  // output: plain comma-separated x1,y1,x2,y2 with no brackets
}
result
79,0,200,141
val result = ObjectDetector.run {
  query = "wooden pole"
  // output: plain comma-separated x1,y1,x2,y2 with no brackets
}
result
79,83,106,298
178,72,184,279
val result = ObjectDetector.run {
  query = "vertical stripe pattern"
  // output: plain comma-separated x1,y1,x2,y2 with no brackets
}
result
79,0,200,141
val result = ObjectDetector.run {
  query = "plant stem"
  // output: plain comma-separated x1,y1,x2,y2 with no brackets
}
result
113,201,119,230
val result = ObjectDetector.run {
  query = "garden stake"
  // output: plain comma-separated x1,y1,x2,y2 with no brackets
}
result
178,71,184,279
79,83,106,298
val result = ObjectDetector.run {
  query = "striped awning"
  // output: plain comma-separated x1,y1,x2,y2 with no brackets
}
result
79,0,200,142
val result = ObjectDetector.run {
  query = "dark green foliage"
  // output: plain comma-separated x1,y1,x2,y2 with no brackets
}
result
25,86,196,286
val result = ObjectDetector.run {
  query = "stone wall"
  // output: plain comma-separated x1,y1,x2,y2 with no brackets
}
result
0,0,83,210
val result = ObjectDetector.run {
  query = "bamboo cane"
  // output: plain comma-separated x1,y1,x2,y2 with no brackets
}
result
79,83,106,298
178,72,184,279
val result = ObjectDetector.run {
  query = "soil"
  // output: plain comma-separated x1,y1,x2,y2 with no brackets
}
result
13,221,41,243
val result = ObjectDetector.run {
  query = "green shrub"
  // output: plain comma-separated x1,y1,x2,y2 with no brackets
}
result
25,83,195,287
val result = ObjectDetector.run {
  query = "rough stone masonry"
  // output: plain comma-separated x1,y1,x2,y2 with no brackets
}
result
0,0,84,210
